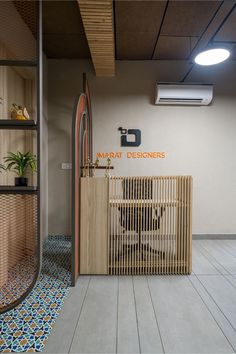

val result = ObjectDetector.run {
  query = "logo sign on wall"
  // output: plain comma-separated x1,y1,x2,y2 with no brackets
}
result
118,127,141,147
96,127,166,159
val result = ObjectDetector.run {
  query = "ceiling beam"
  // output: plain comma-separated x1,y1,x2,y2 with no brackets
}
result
77,0,115,76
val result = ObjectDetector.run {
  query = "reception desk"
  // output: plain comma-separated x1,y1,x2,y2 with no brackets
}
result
80,176,192,275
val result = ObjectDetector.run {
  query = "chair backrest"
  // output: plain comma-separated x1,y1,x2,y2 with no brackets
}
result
120,178,159,232
122,178,152,200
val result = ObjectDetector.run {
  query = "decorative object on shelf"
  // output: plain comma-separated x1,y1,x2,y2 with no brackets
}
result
82,157,98,177
93,158,99,177
81,158,114,177
82,157,91,177
10,103,30,121
105,158,112,177
3,151,36,186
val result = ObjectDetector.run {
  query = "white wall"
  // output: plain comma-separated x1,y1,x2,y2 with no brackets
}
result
48,59,236,235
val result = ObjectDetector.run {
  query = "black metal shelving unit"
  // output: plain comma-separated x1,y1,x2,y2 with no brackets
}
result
0,1,42,315
0,186,38,194
0,60,37,67
0,120,37,130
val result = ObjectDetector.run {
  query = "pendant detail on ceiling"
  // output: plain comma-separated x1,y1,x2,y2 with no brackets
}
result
77,0,115,77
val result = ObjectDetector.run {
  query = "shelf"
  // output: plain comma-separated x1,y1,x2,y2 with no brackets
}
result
0,186,38,194
0,120,37,130
109,199,184,207
0,60,37,67
81,166,114,170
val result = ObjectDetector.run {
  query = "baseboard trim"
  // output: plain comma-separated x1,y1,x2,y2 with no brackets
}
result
193,234,236,240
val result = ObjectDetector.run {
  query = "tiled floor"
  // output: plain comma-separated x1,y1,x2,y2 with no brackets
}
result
0,236,71,352
44,239,236,354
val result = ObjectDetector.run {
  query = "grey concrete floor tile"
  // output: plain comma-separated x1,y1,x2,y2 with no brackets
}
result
194,241,230,275
189,275,236,351
43,276,90,354
198,275,236,330
133,276,164,354
117,276,140,354
148,275,233,354
216,240,236,258
69,276,118,354
198,240,236,274
192,243,220,275
224,274,236,289
44,241,236,354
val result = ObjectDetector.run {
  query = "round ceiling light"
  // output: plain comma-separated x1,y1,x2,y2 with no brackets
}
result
194,48,230,66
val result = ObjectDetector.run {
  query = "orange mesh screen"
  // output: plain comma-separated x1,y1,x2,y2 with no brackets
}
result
0,194,37,310
0,1,37,61
13,0,38,38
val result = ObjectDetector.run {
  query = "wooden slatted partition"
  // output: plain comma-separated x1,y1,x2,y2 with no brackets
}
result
108,176,192,275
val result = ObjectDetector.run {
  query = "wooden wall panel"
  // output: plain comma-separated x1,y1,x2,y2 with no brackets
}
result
80,177,108,274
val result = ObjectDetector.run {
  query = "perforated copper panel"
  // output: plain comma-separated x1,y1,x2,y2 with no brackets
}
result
0,194,37,310
0,1,37,61
13,0,38,38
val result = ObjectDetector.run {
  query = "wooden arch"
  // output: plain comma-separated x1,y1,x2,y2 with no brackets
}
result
72,73,93,285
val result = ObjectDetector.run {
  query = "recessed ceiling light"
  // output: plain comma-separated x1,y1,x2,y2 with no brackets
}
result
194,48,230,66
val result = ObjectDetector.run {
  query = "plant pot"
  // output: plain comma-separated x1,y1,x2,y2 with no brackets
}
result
15,177,28,186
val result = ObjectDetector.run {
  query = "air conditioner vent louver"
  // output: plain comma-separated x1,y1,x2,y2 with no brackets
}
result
155,83,213,106
159,98,203,103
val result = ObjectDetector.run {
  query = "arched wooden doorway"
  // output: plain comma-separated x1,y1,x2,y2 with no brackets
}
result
72,73,93,285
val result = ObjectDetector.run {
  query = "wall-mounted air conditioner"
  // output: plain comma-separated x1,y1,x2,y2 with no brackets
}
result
155,83,213,106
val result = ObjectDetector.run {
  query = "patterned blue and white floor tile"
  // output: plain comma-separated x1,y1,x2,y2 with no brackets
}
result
0,236,71,352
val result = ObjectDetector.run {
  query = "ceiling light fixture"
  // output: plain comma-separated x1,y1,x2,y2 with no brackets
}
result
194,48,230,66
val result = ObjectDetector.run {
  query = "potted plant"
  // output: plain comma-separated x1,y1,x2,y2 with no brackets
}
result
4,151,36,186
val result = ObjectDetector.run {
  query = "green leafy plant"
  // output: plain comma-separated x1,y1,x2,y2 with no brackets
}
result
0,163,6,173
4,151,36,177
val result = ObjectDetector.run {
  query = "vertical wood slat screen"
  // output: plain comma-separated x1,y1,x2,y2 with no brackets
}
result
108,176,192,275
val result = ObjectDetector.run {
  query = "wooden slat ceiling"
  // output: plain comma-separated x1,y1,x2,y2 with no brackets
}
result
42,0,236,63
77,0,115,76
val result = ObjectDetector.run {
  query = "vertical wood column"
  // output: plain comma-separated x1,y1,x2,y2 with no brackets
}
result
80,177,109,274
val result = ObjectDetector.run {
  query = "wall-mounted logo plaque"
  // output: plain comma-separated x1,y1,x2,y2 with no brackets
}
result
118,127,141,147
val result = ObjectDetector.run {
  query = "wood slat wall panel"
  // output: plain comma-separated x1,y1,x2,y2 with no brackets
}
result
80,177,108,274
109,176,192,275
77,0,115,76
